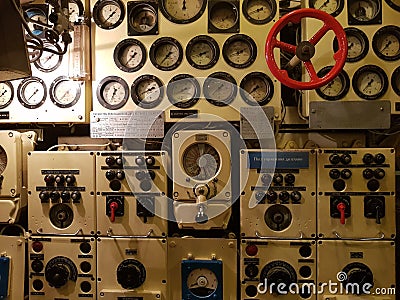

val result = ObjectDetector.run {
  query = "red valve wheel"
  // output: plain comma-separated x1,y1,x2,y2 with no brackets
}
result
265,8,348,90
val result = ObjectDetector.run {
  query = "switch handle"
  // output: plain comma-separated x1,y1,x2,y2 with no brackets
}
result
375,206,381,224
337,202,346,225
109,201,119,223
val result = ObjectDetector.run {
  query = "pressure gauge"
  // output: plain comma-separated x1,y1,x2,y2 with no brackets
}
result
391,66,400,96
33,42,63,72
25,7,48,37
385,0,400,11
0,81,14,109
167,74,200,108
203,72,237,106
17,77,47,109
160,0,206,24
113,39,146,72
150,37,183,71
242,0,276,24
240,72,274,106
352,65,388,100
316,66,350,100
93,0,125,30
49,76,81,108
372,25,400,61
309,0,344,16
186,35,220,70
96,76,129,109
186,268,218,297
208,0,240,33
222,34,257,69
131,75,164,109
68,0,84,23
334,27,369,63
348,0,381,24
127,2,158,35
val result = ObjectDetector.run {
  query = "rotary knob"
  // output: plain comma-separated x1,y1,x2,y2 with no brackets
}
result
266,190,278,203
65,175,76,185
60,191,70,202
374,168,385,179
105,156,115,166
329,154,341,165
245,264,259,278
363,168,374,179
44,174,55,185
255,192,266,203
261,173,272,185
329,169,340,179
50,191,60,202
341,169,352,179
374,153,385,164
135,156,145,166
284,173,295,185
39,191,50,202
363,153,374,164
105,170,116,180
273,174,283,185
71,191,81,201
116,156,123,166
55,175,65,186
145,156,156,166
291,191,301,203
117,259,146,289
116,170,125,180
341,154,352,165
279,191,290,203
45,264,70,288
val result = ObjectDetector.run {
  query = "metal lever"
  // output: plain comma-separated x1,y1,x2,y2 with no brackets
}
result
36,228,83,236
332,231,385,241
106,228,154,238
255,231,304,240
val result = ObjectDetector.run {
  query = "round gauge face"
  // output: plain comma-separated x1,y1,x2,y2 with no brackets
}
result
209,1,239,31
334,28,369,62
96,76,129,109
113,39,146,72
391,66,400,96
352,65,388,100
160,0,206,24
385,0,400,11
203,72,237,106
222,34,257,69
242,0,276,24
25,7,48,37
309,0,344,16
49,76,81,108
128,3,157,34
17,77,47,109
68,0,84,23
348,0,380,23
240,72,274,106
150,37,183,71
0,145,7,174
33,43,63,72
187,268,218,297
93,0,125,30
182,143,221,181
167,74,200,108
131,75,164,109
316,66,350,100
0,81,14,109
186,35,220,70
372,25,400,61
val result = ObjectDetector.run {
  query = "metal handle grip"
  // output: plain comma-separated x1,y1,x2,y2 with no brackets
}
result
332,231,386,241
36,228,83,236
106,228,154,238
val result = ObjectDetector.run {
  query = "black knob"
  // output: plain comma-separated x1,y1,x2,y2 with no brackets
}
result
363,153,374,164
71,191,81,201
60,191,70,202
329,154,341,165
363,168,374,179
279,191,290,203
65,175,76,185
341,154,352,165
116,170,125,180
145,156,155,166
333,179,346,191
32,279,44,291
329,169,341,179
80,261,92,273
273,173,283,185
50,191,60,202
55,175,65,186
341,169,352,179
110,180,121,191
284,173,295,185
39,191,49,202
135,171,146,181
291,191,302,203
245,264,259,278
367,179,380,191
374,153,386,164
255,192,266,203
140,180,152,192
261,174,272,185
105,170,116,180
45,265,69,288
105,156,115,166
117,260,146,289
44,174,55,185
374,168,385,179
79,242,91,254
80,281,91,293
267,267,292,294
266,190,278,203
31,260,44,273
135,156,145,166
115,156,123,166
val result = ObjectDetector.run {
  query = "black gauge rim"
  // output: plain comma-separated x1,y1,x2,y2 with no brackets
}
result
348,0,381,25
0,81,14,109
160,0,206,24
68,0,84,22
333,27,369,63
385,0,400,11
242,0,276,24
203,72,237,106
113,39,147,72
222,34,257,69
93,0,125,30
24,6,48,37
352,65,389,100
131,75,164,109
372,25,400,61
309,0,344,17
167,74,200,108
127,1,158,35
33,42,63,72
150,37,183,71
208,0,240,33
17,76,47,109
316,66,350,101
96,76,129,110
391,66,400,96
49,76,81,108
240,72,274,106
186,35,220,70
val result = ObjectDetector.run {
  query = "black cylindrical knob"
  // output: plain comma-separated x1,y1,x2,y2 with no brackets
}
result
284,173,295,185
341,169,352,179
374,168,385,179
105,156,115,166
329,154,341,165
291,191,302,203
105,170,116,180
363,153,374,164
374,153,386,164
266,190,278,203
363,168,374,179
329,169,341,179
273,174,283,185
341,154,352,165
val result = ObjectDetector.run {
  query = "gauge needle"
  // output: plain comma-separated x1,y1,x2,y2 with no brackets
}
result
212,84,225,95
322,81,334,92
0,90,7,97
221,14,235,23
182,0,187,10
363,79,374,92
43,54,54,64
380,41,392,52
160,50,173,65
126,52,138,64
348,42,354,49
230,49,244,57
28,88,39,101
60,91,70,100
111,87,118,99
249,85,260,94
139,86,156,95
106,9,117,21
317,0,330,10
177,86,190,94
195,51,208,57
249,7,265,15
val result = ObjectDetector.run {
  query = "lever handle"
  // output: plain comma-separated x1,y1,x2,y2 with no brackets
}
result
109,201,119,223
337,202,346,225
375,206,381,224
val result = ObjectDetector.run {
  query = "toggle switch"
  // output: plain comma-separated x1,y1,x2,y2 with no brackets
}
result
364,196,385,224
106,195,124,222
330,196,351,225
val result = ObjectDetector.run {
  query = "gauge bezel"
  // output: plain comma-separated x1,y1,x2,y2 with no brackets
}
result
93,0,125,30
131,75,164,109
17,76,47,109
208,0,240,33
127,1,158,36
222,34,257,69
352,65,388,100
240,72,274,106
186,35,220,70
24,5,49,38
49,76,81,108
203,72,237,106
0,81,14,109
391,66,400,96
309,0,344,17
33,42,63,73
68,0,84,23
167,74,200,108
385,0,400,11
347,0,382,25
372,25,400,61
96,76,129,110
150,37,183,71
160,0,206,24
242,0,277,24
316,66,350,101
333,27,369,63
113,38,147,72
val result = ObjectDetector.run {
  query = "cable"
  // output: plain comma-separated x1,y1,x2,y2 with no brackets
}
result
47,142,112,151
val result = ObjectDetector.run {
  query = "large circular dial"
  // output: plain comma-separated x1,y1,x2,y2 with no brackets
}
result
0,81,13,109
242,0,276,24
392,66,400,96
113,39,146,72
316,66,350,100
334,28,369,62
223,34,257,69
348,0,381,23
342,263,373,295
96,76,129,109
187,268,218,297
68,0,84,23
17,77,47,109
0,145,7,174
49,76,81,108
117,259,146,289
264,204,292,231
203,72,237,106
352,65,388,100
25,7,48,37
150,37,183,71
167,74,200,108
160,0,206,24
45,256,78,288
209,1,239,32
240,72,274,106
182,142,221,181
49,203,74,228
34,42,63,72
127,2,158,35
186,35,220,70
309,0,344,16
131,75,163,109
260,261,297,295
372,25,400,61
93,0,125,30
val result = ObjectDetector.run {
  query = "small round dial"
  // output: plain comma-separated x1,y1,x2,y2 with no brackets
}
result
316,66,350,100
96,76,129,109
386,0,400,11
93,0,125,30
242,0,276,24
49,76,81,108
348,0,381,23
150,37,183,71
17,77,47,109
33,43,63,72
372,25,400,61
260,261,297,295
45,256,78,289
167,74,200,108
352,65,388,100
203,72,237,106
222,34,257,69
131,75,163,109
117,259,146,289
0,81,14,109
240,72,274,106
68,0,84,23
209,1,239,32
128,3,158,34
25,7,48,37
160,0,206,24
391,66,400,96
186,35,220,70
113,39,146,72
0,145,7,174
309,0,344,16
187,268,218,297
334,28,369,62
